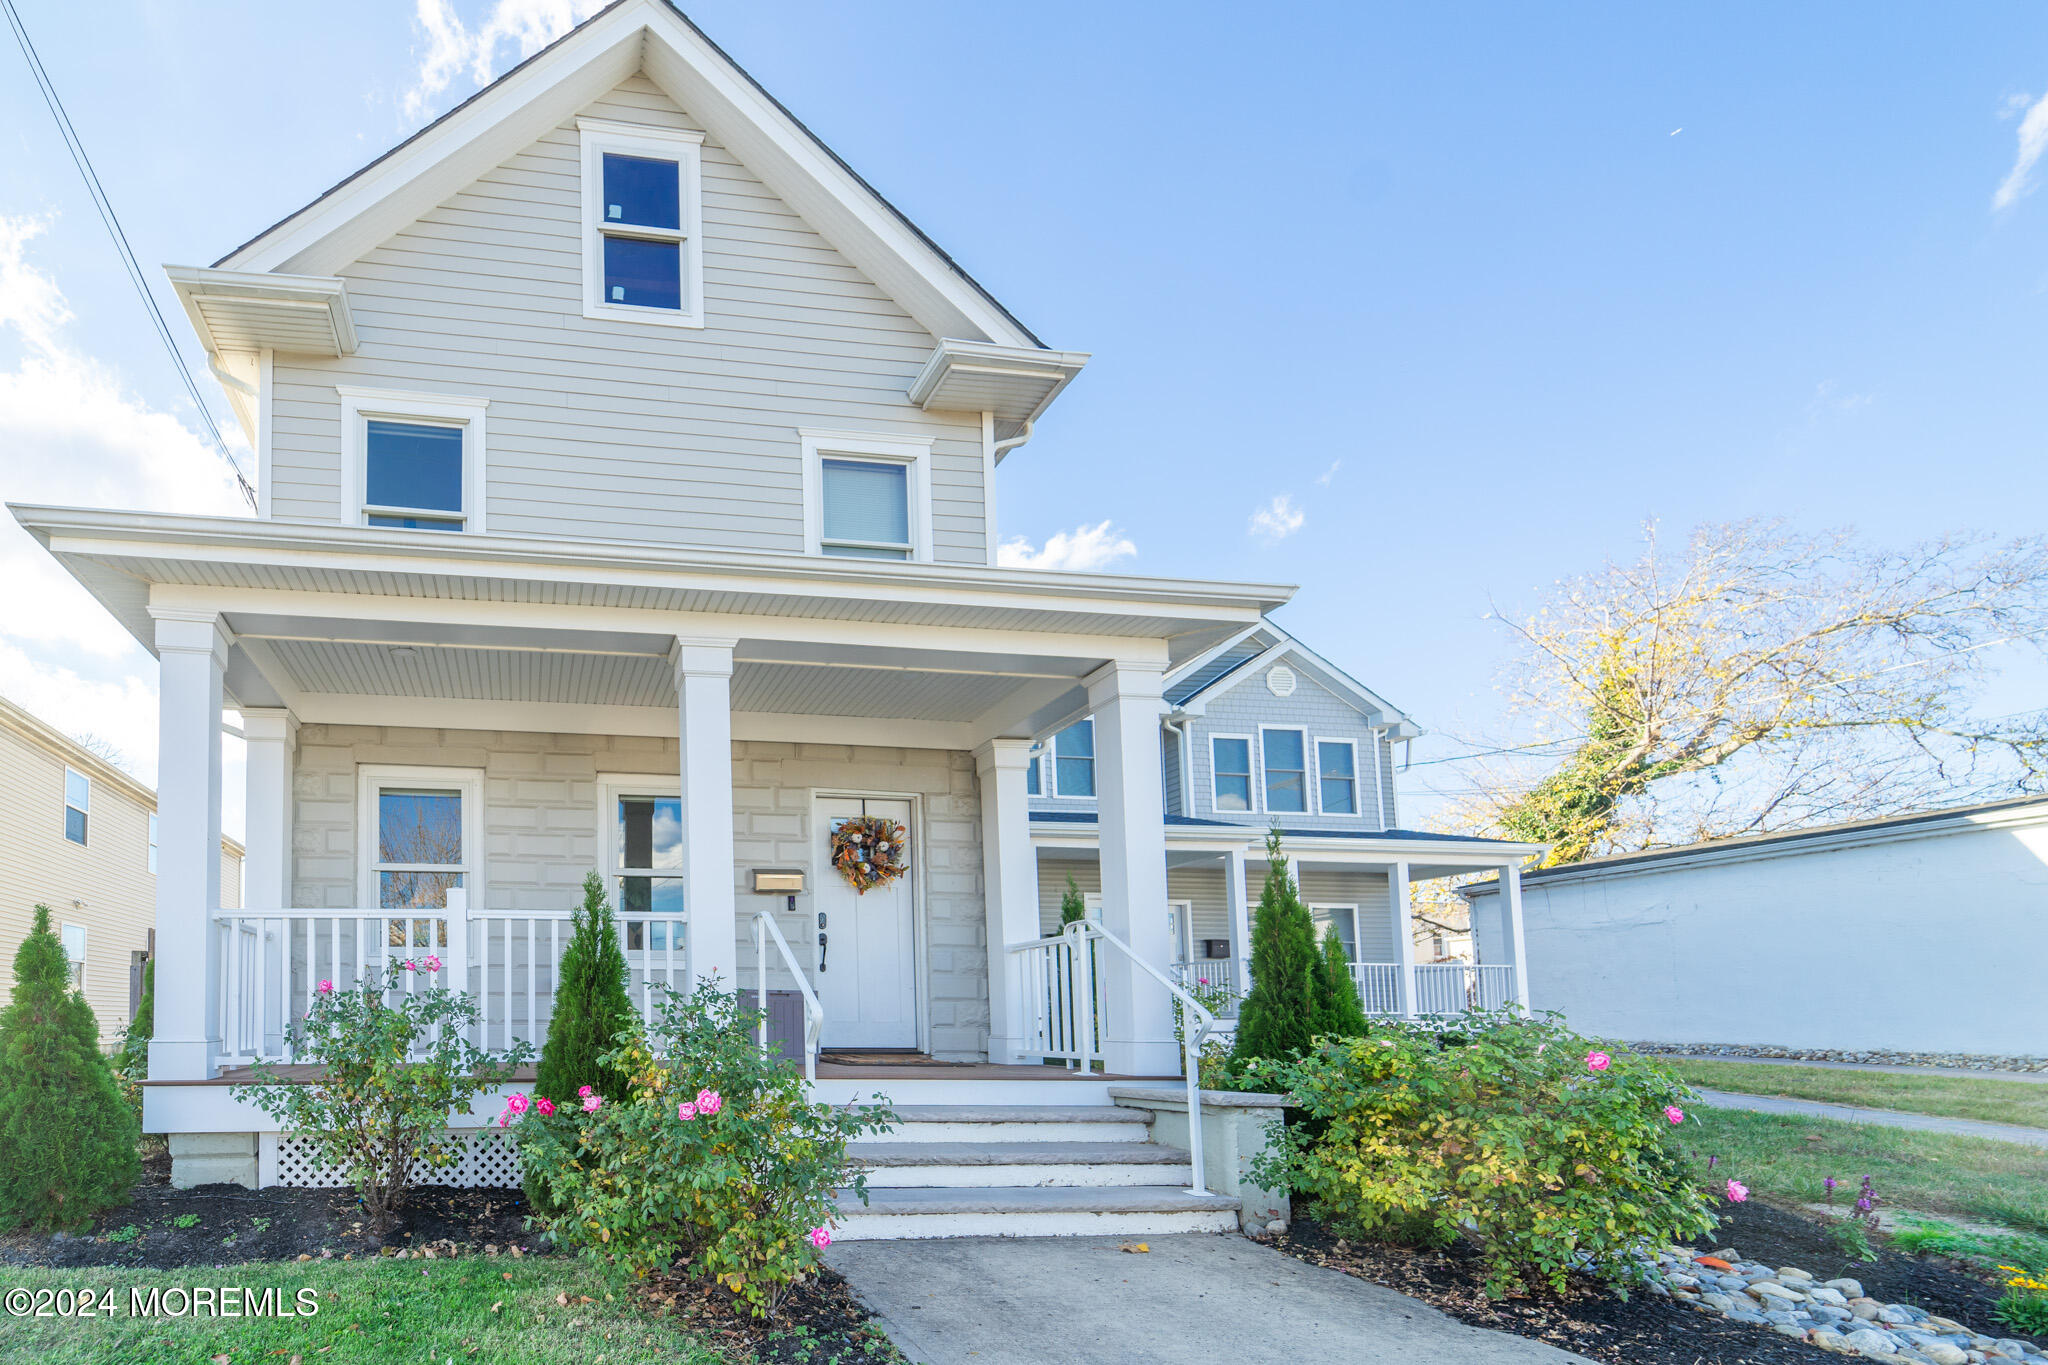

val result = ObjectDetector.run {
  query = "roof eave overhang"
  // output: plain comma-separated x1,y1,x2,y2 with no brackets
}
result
167,266,357,359
908,339,1090,434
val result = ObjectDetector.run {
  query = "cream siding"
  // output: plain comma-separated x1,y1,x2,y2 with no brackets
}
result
267,77,988,560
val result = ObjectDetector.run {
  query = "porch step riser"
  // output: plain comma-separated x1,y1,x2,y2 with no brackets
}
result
832,1208,1240,1241
859,1163,1194,1189
886,1120,1152,1144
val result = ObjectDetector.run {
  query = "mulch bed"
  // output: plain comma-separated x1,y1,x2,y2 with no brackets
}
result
642,1268,903,1364
1271,1199,2044,1365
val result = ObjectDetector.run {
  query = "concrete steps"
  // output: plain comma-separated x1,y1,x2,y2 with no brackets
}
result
832,1100,1239,1240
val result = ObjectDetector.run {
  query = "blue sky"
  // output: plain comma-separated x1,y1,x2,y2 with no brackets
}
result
4,1,2048,834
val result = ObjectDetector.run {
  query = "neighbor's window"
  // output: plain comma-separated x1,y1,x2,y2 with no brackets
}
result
820,459,912,559
61,923,86,989
148,813,158,872
580,119,703,326
365,421,464,530
1054,720,1095,798
1317,740,1357,815
1262,729,1307,814
614,793,684,952
63,766,89,845
1211,737,1252,812
1310,905,1358,963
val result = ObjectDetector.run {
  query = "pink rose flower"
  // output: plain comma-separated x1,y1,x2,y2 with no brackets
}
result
496,1114,508,1127
401,959,417,972
808,1227,831,1250
317,979,333,994
1665,1105,1685,1125
1585,1051,1612,1072
1726,1179,1749,1203
507,1093,530,1115
424,955,443,973
582,1094,602,1113
577,1085,593,1099
696,1088,723,1117
535,1097,555,1117
678,1101,697,1121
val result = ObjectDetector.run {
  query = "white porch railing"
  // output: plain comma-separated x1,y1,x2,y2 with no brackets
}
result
1170,959,1238,993
1349,962,1403,1016
1413,962,1516,1015
753,909,824,1082
1011,919,1214,1196
214,907,687,1067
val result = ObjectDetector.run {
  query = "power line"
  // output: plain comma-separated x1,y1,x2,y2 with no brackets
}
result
2,0,257,511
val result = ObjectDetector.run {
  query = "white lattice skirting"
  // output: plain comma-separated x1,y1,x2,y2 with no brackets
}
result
258,1129,525,1189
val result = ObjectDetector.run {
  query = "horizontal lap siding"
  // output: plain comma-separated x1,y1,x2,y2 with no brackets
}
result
1296,868,1395,962
1191,667,1387,832
269,77,986,560
1032,857,1233,948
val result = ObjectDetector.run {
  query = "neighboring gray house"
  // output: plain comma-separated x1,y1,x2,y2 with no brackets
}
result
1028,619,1539,1017
1462,795,2048,1057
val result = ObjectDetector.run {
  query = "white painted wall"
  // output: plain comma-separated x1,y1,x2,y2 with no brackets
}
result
1470,814,2048,1055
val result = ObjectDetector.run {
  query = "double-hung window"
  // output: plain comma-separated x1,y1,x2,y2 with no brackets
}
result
1210,736,1253,812
1317,740,1358,815
357,767,479,953
608,783,685,952
579,119,704,327
61,923,86,990
1261,728,1308,814
63,766,89,845
803,430,932,561
1053,720,1095,798
340,388,488,533
1310,904,1358,963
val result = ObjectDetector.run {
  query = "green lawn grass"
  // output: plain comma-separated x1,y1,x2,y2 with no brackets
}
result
1680,1107,2048,1235
0,1256,719,1364
1668,1060,2048,1129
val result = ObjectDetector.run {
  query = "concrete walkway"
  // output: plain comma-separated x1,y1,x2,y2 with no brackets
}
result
1652,1053,2048,1083
826,1233,1594,1365
1694,1088,2048,1148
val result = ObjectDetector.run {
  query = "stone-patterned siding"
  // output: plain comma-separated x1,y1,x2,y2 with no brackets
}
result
290,726,987,1060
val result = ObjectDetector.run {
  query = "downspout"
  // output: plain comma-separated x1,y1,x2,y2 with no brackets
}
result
990,419,1034,460
1165,713,1194,818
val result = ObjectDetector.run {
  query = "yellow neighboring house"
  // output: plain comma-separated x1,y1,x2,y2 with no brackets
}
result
0,693,242,1044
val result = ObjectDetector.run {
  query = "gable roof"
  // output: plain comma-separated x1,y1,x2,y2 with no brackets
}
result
213,0,1043,350
1163,619,1422,738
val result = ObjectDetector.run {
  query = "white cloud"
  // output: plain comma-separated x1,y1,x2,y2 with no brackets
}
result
1994,88,2048,211
405,0,609,122
996,520,1137,572
0,215,245,800
1247,493,1304,543
1315,460,1341,487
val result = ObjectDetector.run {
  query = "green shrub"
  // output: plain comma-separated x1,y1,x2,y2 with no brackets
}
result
233,968,531,1235
0,905,141,1230
1314,924,1370,1040
1059,875,1087,926
113,957,154,1119
535,872,636,1107
1250,1010,1713,1296
1231,830,1322,1067
512,981,893,1319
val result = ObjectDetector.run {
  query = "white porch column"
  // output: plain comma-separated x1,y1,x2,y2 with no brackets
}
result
1391,858,1416,1017
1225,844,1251,995
974,738,1040,1063
240,709,297,910
1502,860,1531,1009
1085,661,1177,1075
673,638,738,988
149,610,231,1081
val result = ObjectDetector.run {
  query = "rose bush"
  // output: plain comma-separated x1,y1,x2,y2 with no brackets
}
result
1249,1008,1714,1296
511,981,893,1318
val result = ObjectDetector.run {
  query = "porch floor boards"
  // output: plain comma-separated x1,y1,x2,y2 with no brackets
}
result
166,1060,1180,1087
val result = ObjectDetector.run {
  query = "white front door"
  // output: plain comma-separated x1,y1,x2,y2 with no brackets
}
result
814,796,918,1049
1166,900,1193,963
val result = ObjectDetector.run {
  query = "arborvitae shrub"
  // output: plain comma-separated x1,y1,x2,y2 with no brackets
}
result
1315,923,1371,1040
0,905,140,1230
1059,875,1087,925
535,872,637,1105
1229,830,1323,1067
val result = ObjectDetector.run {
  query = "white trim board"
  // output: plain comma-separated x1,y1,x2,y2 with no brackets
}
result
335,386,489,534
798,429,936,562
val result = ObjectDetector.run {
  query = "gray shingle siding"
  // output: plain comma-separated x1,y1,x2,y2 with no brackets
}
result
1187,665,1386,831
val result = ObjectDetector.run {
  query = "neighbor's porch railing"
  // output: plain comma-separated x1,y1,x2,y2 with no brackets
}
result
1412,962,1516,1015
213,904,688,1067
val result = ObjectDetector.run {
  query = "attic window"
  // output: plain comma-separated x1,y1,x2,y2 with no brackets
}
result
579,119,704,328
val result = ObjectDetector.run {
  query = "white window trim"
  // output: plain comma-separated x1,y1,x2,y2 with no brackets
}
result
355,765,485,911
338,386,489,534
1310,903,1360,964
1049,718,1097,800
1314,737,1360,817
799,429,935,562
61,922,86,990
1208,732,1256,814
1258,725,1310,817
63,765,89,845
579,117,705,329
598,775,688,950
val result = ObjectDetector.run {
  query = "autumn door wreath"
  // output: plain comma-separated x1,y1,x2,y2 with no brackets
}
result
831,816,908,893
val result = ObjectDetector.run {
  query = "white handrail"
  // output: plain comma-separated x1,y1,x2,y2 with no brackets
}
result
752,908,824,1082
1065,919,1214,1198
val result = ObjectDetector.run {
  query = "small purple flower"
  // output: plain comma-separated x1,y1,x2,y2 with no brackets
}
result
1707,1155,1718,1171
1824,1176,1838,1192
